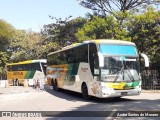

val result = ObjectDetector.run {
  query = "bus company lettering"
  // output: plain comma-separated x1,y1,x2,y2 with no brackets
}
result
80,67,88,72
13,72,23,75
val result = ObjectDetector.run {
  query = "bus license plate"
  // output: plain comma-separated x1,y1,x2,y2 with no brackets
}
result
121,92,127,96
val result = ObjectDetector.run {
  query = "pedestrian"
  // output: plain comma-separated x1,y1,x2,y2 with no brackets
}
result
37,80,40,89
40,78,45,90
12,78,15,86
35,79,40,89
15,78,18,86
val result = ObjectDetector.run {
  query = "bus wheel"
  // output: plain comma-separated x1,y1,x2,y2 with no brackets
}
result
81,83,90,100
52,79,58,91
113,96,121,99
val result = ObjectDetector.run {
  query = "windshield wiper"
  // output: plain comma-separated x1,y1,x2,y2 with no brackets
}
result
113,66,124,83
125,69,135,82
114,62,135,82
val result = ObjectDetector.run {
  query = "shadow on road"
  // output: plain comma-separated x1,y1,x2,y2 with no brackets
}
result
44,98,160,120
44,84,87,102
44,84,136,103
44,84,160,120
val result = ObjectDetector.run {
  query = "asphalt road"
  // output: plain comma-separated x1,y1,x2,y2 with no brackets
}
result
0,85,159,120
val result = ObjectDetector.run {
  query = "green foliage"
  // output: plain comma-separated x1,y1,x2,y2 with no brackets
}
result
75,15,130,42
128,8,160,68
0,20,14,51
0,52,9,73
75,16,107,41
0,20,14,73
41,16,87,49
9,30,46,62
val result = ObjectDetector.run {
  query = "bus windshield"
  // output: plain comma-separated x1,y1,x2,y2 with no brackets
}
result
101,56,140,82
99,44,140,82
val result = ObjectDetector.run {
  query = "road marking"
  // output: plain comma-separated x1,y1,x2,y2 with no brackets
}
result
106,108,117,120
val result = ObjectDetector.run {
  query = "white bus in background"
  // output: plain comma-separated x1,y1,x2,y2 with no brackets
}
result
7,59,46,87
47,39,149,99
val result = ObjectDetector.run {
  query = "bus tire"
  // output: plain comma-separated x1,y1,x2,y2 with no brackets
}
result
113,96,121,99
52,79,58,91
81,83,90,100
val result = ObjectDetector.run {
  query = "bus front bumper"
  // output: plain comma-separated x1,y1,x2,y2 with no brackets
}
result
101,88,141,98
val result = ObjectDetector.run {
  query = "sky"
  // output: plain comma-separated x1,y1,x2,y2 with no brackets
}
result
0,0,91,32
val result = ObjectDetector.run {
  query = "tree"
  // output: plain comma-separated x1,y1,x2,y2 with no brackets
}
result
0,20,14,73
75,15,130,42
0,20,14,52
78,0,159,17
0,52,9,74
9,30,45,62
128,8,160,68
41,16,87,49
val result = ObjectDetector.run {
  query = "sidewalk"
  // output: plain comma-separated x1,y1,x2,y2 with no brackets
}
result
0,86,44,102
0,86,41,95
141,89,160,93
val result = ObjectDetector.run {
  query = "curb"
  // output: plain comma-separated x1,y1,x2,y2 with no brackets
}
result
141,90,160,93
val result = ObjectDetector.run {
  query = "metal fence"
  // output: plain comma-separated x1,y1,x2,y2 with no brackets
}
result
141,70,160,90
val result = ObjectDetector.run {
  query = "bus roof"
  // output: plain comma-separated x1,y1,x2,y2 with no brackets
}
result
91,39,136,46
7,59,46,66
48,39,136,56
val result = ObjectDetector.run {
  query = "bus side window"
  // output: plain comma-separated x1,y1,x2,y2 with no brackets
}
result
89,43,98,76
94,54,99,71
60,52,67,64
82,45,88,62
67,50,76,63
12,66,15,71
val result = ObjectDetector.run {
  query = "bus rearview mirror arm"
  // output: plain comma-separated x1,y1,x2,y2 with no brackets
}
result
98,52,104,68
140,53,149,68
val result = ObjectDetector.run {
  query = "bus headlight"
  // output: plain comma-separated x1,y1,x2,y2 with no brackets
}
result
102,86,107,91
102,86,113,91
135,85,141,89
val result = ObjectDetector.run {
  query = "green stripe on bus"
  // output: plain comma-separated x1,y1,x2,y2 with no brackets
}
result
123,81,140,90
29,71,36,79
67,64,73,76
132,81,140,87
67,63,79,76
125,81,140,88
72,63,79,75
25,71,31,79
125,83,133,87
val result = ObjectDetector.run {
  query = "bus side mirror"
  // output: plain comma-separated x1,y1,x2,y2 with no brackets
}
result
140,53,149,68
98,52,104,68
